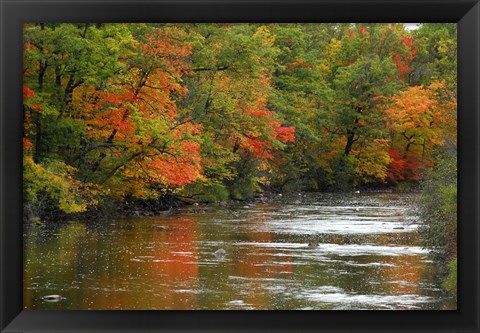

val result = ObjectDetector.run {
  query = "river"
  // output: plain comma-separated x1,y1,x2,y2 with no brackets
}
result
23,192,455,310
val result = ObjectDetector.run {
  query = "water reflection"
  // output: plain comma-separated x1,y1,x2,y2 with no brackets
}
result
24,192,455,310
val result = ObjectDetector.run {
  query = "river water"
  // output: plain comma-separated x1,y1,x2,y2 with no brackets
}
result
23,192,455,310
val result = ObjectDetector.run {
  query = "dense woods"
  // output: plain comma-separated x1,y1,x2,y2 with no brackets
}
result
23,23,457,293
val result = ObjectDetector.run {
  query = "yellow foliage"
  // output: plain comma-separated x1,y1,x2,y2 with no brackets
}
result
23,156,100,214
253,25,276,48
353,140,392,184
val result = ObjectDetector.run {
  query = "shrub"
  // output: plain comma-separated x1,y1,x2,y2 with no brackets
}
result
417,147,457,295
418,149,457,264
443,257,457,295
23,156,99,221
198,183,230,203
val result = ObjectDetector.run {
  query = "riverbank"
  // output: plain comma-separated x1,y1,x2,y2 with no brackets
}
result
26,187,420,223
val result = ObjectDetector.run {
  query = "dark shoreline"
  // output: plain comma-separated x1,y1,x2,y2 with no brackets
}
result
26,187,420,223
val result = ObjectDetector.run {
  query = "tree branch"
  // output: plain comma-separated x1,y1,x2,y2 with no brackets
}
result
191,66,229,72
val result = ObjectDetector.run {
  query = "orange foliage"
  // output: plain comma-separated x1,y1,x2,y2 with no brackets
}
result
78,28,203,194
287,59,313,69
385,84,448,147
385,82,454,182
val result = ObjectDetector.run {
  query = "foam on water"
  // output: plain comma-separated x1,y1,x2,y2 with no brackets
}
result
299,288,434,309
234,242,428,257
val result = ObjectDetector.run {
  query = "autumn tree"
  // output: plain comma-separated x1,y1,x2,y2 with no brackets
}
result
384,82,456,183
264,24,336,191
78,25,207,199
409,24,457,90
22,23,457,219
319,24,417,187
23,23,136,215
177,24,295,200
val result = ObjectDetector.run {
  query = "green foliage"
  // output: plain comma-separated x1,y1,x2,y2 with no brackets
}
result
443,257,457,295
226,157,263,200
330,155,356,191
22,23,457,222
418,147,457,264
200,183,230,203
353,142,392,186
183,181,230,203
21,22,457,307
410,24,457,90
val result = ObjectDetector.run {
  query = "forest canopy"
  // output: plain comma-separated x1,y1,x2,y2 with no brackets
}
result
22,23,457,218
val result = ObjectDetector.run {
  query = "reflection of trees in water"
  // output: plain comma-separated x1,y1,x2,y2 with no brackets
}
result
24,223,88,309
380,255,423,295
24,216,201,310
24,193,448,310
147,216,199,309
234,227,293,309
196,210,295,309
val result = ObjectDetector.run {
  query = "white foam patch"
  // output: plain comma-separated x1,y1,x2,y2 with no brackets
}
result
344,261,397,267
261,219,417,235
175,289,200,294
247,205,418,235
226,299,255,309
301,292,434,309
227,300,246,305
235,242,428,257
310,286,344,293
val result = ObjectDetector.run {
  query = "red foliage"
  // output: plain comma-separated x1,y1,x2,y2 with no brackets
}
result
393,54,412,78
23,86,35,98
401,36,414,48
392,35,417,80
244,137,273,160
273,125,295,143
23,138,33,149
240,108,295,160
80,29,204,190
386,148,425,183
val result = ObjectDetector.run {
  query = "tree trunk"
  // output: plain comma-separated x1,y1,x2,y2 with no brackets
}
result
344,130,355,156
34,61,47,163
344,117,360,156
34,113,43,163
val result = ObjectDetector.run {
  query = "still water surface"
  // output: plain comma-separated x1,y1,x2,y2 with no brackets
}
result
24,192,455,310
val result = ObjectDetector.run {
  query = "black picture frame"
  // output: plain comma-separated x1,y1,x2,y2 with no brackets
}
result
1,0,479,332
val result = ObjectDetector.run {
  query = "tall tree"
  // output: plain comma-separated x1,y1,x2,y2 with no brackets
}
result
319,24,417,187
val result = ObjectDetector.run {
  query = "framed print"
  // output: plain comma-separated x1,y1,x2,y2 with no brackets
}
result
1,0,479,332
